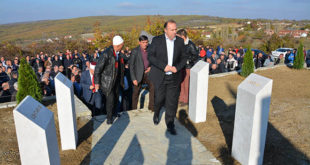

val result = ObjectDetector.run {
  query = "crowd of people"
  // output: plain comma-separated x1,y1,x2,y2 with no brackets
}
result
196,44,293,75
0,49,101,102
0,56,19,103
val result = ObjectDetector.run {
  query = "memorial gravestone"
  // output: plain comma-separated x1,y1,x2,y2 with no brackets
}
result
232,73,273,165
189,61,209,123
13,96,60,165
55,72,77,150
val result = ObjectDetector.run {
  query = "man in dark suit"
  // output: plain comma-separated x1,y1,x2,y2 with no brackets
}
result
148,20,187,135
81,62,102,117
130,35,154,111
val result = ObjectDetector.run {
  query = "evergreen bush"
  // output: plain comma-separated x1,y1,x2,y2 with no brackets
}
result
240,46,255,77
16,58,42,103
293,43,305,69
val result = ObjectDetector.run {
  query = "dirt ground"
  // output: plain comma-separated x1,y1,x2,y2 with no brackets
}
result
0,66,309,165
177,66,310,165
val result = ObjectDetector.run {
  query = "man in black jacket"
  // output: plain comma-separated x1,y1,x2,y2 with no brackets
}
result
72,54,82,70
176,29,198,105
254,52,264,69
63,54,72,77
8,71,18,94
52,55,62,67
148,20,187,135
216,58,226,73
94,35,125,124
130,35,154,111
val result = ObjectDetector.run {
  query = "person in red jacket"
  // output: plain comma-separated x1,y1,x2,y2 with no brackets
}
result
199,47,206,60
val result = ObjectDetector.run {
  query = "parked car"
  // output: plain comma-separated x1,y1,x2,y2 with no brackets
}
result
271,48,294,59
244,48,268,58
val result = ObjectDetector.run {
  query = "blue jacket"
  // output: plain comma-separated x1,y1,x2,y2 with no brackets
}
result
80,70,93,102
287,53,295,64
217,46,224,55
206,50,213,58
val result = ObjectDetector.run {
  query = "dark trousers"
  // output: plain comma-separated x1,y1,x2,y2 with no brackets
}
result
154,74,180,129
132,73,154,110
121,71,132,111
105,82,120,120
89,92,103,116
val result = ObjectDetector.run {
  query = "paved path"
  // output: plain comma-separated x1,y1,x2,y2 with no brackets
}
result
89,109,221,165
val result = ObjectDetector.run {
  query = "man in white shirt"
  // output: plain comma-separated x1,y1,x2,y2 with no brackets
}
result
148,20,187,135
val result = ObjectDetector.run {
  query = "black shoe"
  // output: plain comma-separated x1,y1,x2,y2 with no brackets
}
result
107,119,113,125
153,113,159,125
167,127,177,135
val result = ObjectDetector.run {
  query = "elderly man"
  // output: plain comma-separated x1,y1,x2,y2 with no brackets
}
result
0,82,11,103
94,35,125,124
81,62,102,117
148,20,187,135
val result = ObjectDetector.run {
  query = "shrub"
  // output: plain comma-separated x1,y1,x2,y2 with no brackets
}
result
16,58,42,103
241,46,255,77
293,43,305,69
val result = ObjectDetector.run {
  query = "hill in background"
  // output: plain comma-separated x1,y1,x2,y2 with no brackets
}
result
0,15,241,42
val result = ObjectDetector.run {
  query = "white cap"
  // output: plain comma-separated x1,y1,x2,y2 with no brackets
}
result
90,62,96,70
113,35,124,46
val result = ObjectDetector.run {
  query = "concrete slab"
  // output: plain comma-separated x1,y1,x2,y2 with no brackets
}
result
55,72,78,150
232,73,273,165
74,95,91,118
13,96,60,165
189,60,209,123
89,109,220,165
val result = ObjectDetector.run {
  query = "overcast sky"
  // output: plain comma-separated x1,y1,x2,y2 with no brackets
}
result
0,0,309,24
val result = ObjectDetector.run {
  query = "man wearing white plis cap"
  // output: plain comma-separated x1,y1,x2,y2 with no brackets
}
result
81,62,103,116
94,35,125,124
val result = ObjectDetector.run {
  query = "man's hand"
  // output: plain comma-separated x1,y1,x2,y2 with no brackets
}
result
171,66,177,73
132,80,138,86
144,67,151,73
164,65,177,73
95,84,100,90
164,65,172,72
90,85,95,90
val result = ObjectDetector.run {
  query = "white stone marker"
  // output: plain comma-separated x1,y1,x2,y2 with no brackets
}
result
232,73,273,165
13,96,60,165
55,72,77,150
189,60,209,123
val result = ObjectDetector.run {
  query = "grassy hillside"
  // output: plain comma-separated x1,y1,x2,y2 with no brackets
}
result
0,15,237,42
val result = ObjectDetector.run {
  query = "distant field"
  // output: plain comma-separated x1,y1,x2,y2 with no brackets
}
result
0,15,238,42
